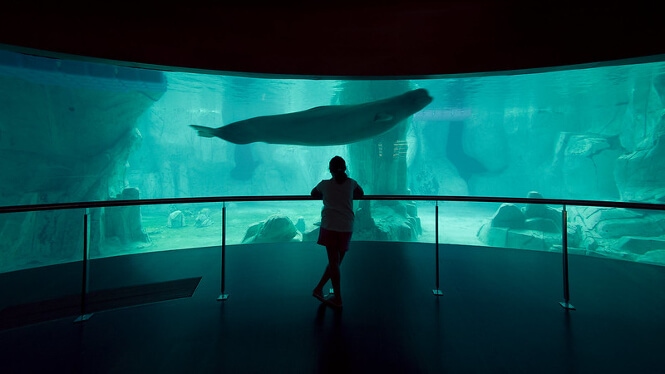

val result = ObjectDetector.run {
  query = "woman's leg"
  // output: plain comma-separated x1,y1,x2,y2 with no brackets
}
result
325,246,343,303
314,264,330,296
314,248,345,295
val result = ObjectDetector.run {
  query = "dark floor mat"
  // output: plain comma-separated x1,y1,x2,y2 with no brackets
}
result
0,277,201,330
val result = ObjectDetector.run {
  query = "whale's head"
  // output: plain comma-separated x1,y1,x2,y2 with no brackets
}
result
405,88,433,112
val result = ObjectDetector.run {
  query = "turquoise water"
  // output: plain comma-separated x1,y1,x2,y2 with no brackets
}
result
1,48,665,272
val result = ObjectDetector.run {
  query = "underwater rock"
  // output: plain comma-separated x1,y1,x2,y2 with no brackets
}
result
490,203,526,229
0,55,166,270
566,206,665,260
194,208,213,228
559,134,621,200
574,206,643,229
523,191,547,218
477,225,561,251
573,207,665,238
167,210,185,228
524,218,560,233
295,217,306,233
522,191,561,231
638,249,665,264
595,217,665,238
361,202,421,241
476,200,665,263
354,200,377,236
242,214,302,244
478,191,562,250
615,133,665,202
104,188,149,244
617,236,665,255
302,225,320,242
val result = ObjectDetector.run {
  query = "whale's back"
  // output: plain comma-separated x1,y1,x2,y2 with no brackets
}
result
193,88,433,146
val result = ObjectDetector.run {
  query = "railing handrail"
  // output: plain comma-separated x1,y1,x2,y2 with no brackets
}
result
1,195,664,214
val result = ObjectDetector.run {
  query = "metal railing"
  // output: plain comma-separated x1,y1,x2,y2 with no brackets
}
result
2,195,665,213
2,195,665,321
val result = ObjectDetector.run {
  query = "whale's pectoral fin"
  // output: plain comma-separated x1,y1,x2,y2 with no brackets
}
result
374,113,394,122
190,125,216,138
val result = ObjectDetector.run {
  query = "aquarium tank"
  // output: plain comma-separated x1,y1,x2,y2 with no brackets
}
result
1,48,665,273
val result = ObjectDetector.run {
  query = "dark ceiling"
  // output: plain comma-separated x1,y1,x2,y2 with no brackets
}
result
0,3,663,77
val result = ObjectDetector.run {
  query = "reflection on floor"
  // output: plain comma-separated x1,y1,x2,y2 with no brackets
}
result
0,242,663,373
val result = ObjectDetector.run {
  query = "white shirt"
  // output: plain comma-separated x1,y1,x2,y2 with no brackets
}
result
312,178,363,232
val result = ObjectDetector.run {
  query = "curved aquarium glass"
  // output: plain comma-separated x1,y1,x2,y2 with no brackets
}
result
1,48,665,272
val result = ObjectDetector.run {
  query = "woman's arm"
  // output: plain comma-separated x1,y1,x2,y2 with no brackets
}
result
353,184,364,199
311,187,323,199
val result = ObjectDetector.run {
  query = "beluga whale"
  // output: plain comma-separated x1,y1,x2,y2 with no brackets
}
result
190,88,433,146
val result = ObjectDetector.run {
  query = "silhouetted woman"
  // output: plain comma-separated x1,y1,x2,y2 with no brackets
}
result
311,156,364,309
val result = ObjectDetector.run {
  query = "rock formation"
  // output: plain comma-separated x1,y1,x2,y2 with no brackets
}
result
0,52,166,271
242,214,302,244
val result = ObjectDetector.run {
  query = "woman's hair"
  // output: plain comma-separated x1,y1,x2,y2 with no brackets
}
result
329,156,348,184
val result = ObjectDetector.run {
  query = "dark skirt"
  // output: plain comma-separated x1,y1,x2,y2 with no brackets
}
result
317,227,353,252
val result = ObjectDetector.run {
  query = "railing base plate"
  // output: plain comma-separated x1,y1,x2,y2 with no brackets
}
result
217,294,229,301
432,289,443,296
74,313,93,323
559,301,575,310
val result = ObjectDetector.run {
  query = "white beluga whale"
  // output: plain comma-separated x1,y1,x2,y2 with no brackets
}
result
190,88,433,146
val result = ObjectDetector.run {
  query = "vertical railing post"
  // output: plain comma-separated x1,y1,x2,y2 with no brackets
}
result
433,201,443,296
74,209,93,322
559,204,575,309
218,202,229,301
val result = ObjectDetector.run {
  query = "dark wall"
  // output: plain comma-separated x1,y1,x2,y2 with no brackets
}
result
1,3,664,77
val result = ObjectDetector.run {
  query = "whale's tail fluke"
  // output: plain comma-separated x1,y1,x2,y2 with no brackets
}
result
190,125,218,138
190,123,254,144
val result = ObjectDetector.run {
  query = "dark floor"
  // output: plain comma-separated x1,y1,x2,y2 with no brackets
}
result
1,242,664,374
